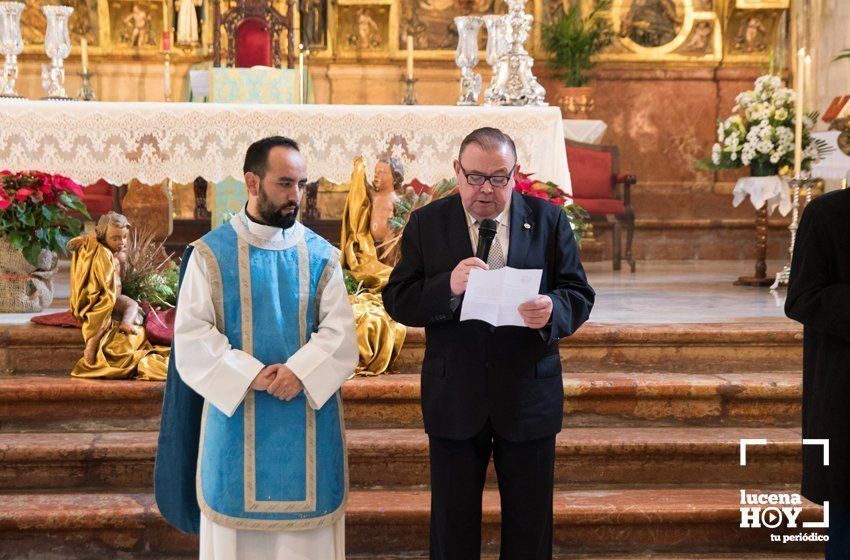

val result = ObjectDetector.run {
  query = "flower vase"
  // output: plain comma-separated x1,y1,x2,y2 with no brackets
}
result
749,160,779,178
0,237,57,312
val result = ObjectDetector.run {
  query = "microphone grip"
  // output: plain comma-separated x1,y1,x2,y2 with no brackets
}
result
475,237,493,263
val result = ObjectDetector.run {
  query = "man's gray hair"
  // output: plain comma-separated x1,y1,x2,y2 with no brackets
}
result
95,211,131,242
458,127,518,162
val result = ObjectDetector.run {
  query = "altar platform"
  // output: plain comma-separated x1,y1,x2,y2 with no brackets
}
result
0,260,822,559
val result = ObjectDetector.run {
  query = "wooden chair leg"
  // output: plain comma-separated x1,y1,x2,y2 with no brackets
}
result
612,220,622,271
625,213,636,273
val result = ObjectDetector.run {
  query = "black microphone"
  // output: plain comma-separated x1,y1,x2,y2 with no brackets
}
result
475,219,498,262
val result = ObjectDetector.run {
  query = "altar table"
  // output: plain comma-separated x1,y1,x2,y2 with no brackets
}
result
0,100,571,193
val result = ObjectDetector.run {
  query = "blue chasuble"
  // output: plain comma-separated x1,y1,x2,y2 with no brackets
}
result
154,217,347,533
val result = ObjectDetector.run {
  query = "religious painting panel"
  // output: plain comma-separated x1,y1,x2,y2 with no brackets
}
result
21,0,103,52
597,0,722,63
400,0,507,57
336,0,398,59
723,8,782,63
109,0,167,52
299,0,330,51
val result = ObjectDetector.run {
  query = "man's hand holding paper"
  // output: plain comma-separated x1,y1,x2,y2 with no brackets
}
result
459,266,545,327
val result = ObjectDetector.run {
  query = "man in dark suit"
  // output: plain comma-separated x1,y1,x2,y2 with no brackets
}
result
382,127,595,559
785,187,850,559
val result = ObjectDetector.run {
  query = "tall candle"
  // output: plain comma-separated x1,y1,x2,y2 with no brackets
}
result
298,44,304,104
794,48,805,178
81,38,88,72
406,35,414,80
164,58,171,101
805,54,813,119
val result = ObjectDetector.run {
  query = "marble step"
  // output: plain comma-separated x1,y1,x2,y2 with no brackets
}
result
0,321,802,375
0,427,801,491
0,371,801,432
0,489,824,558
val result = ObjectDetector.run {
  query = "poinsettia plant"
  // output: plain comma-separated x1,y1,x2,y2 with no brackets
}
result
0,171,89,267
514,168,589,244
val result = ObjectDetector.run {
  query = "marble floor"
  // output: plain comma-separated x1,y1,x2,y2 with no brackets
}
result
584,260,792,324
0,260,796,326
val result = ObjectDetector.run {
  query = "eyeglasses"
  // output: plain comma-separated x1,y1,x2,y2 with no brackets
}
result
457,161,516,189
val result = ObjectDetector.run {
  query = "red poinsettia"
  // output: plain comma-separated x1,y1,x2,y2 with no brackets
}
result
0,171,89,266
513,167,589,244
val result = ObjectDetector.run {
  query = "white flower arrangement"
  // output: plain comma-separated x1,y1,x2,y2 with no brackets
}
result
700,74,829,174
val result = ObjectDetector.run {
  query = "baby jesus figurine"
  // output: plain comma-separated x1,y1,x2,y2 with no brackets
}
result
67,212,168,380
367,157,404,245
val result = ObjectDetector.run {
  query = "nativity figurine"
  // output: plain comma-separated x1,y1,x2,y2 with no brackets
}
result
67,212,168,380
340,157,407,375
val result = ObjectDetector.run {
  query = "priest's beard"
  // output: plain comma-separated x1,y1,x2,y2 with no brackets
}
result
255,182,299,229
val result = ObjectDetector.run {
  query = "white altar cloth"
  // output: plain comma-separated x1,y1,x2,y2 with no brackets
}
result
732,175,792,217
563,119,607,144
0,100,571,193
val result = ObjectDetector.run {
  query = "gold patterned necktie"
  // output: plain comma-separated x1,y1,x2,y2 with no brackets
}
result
477,220,506,270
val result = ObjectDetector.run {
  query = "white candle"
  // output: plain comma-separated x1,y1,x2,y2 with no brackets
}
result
794,48,805,178
406,35,414,80
81,38,88,72
805,54,813,119
298,44,304,104
164,59,171,101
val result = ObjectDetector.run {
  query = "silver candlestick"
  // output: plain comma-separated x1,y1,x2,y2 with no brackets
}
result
40,5,73,100
482,14,507,105
454,16,483,106
0,2,24,98
485,0,546,106
402,77,418,105
770,175,816,291
76,69,96,101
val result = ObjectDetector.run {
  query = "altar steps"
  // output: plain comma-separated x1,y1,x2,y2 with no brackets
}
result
0,319,814,558
0,488,823,558
0,427,801,491
0,371,801,433
0,321,802,375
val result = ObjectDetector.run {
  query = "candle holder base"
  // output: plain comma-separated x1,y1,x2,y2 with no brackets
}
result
0,93,24,99
402,77,418,105
734,275,775,287
41,95,72,101
770,264,791,291
76,70,96,101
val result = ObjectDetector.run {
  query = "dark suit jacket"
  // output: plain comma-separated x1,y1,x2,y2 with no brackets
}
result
382,191,595,441
785,188,850,507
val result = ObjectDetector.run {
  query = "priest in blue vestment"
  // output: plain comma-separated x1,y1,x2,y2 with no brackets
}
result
155,136,359,560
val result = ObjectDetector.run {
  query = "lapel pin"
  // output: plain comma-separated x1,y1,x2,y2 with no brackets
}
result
524,223,531,230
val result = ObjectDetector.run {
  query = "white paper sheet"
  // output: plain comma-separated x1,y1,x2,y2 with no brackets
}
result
460,267,543,327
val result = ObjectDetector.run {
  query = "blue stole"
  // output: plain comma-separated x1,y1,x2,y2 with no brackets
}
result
154,218,346,533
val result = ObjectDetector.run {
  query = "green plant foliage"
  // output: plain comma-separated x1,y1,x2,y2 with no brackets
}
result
541,0,613,87
0,171,89,267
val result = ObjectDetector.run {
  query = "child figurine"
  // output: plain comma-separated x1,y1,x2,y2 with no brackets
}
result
67,212,166,380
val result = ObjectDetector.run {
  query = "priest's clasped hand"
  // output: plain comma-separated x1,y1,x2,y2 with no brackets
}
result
250,364,304,401
518,295,553,330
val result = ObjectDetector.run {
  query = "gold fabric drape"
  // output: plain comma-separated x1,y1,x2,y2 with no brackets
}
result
68,237,168,380
339,157,406,375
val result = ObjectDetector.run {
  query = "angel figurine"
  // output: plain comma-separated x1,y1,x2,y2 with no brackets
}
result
66,212,168,380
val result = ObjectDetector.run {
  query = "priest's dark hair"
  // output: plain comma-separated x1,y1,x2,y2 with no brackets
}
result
458,127,517,161
243,136,301,178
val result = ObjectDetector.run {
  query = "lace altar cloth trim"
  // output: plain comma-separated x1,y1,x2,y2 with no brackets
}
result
0,101,571,192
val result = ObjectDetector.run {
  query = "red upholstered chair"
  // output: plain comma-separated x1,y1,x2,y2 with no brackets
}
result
235,18,271,67
213,0,295,69
565,140,636,272
78,180,117,219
